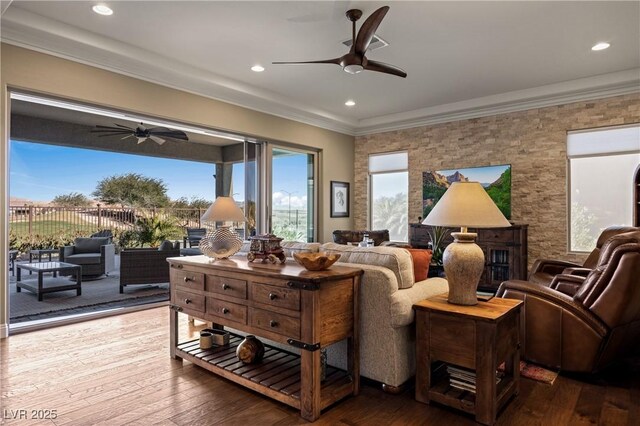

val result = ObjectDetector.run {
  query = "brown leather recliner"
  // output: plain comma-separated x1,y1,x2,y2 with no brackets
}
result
332,229,390,246
528,226,638,286
497,231,640,373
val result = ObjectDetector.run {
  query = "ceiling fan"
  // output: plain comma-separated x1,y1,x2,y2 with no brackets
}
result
273,6,406,78
90,122,189,145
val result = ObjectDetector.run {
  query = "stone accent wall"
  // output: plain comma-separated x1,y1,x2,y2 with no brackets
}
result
354,93,640,267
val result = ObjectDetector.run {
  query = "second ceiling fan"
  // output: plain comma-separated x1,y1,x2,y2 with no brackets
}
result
273,6,407,78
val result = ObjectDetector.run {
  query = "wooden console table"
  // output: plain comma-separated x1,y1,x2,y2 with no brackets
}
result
414,294,522,425
167,255,363,422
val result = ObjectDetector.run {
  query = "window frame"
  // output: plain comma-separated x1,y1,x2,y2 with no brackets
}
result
368,150,409,242
566,124,640,253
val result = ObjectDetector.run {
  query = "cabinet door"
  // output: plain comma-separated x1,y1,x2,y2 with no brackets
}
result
482,244,512,289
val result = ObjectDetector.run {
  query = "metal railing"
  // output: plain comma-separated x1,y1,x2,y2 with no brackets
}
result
9,204,206,237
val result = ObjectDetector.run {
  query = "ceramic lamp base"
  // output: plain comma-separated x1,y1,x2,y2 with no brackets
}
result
199,226,243,260
443,232,485,305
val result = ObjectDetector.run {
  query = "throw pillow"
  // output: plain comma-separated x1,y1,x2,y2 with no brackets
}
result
405,248,433,282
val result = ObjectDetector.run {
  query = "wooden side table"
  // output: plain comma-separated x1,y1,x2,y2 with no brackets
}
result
414,293,522,425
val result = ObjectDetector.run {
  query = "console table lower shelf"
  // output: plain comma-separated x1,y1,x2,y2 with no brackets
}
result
175,333,353,411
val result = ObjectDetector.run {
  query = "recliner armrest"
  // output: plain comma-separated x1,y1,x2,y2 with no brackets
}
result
550,274,586,296
528,258,581,280
498,280,607,336
561,267,591,277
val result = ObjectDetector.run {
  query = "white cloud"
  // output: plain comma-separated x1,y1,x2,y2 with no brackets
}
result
272,191,307,209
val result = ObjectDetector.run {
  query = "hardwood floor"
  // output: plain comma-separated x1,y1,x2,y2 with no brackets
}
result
1,307,638,425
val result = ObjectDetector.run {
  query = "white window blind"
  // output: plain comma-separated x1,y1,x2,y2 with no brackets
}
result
568,125,640,157
369,152,408,173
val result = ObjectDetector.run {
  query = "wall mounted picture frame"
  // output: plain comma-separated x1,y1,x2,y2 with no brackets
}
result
330,181,350,218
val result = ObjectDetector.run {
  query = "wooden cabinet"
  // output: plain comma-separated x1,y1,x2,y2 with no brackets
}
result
168,256,363,422
414,294,523,425
635,165,640,227
409,223,528,290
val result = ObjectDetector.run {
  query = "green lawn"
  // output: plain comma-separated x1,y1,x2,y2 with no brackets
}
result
10,220,97,236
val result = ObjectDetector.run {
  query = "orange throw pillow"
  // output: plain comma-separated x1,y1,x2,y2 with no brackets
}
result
405,248,433,282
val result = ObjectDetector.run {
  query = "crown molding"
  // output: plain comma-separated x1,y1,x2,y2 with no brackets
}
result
2,7,638,138
355,69,640,136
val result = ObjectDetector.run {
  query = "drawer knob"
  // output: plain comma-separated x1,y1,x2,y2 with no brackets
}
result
222,308,230,315
269,320,278,328
172,264,183,269
222,284,230,290
183,276,193,283
183,298,191,304
268,293,277,300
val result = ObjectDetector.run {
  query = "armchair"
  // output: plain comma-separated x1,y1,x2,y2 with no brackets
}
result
332,229,390,246
183,228,206,248
498,230,640,373
120,241,180,293
529,226,638,285
59,237,115,279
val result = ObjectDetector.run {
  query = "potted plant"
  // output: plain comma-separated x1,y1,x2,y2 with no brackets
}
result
427,226,450,277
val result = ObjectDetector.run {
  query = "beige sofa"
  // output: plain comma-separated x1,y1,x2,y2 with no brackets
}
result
320,242,448,390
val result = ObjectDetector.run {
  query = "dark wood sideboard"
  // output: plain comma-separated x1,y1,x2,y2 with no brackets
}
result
409,223,528,290
167,255,363,422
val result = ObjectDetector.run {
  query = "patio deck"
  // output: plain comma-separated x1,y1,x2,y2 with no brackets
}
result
9,255,169,324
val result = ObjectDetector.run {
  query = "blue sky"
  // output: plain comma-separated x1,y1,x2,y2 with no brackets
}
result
10,140,216,202
10,141,309,208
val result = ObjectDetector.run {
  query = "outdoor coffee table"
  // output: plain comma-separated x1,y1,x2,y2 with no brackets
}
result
29,248,59,263
16,262,82,301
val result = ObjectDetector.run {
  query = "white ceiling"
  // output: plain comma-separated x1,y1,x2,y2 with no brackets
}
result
2,1,639,135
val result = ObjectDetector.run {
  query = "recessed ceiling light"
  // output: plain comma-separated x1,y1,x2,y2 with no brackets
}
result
345,100,356,107
591,42,610,51
92,4,113,16
251,65,265,72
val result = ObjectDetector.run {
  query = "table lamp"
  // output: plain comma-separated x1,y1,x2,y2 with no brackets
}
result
199,196,246,260
422,182,510,305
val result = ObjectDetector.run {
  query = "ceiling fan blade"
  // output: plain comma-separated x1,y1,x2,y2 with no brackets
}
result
272,58,341,65
91,129,132,135
148,130,189,141
354,6,389,55
121,134,134,140
93,125,131,131
364,59,407,78
149,135,166,145
113,123,134,130
136,137,147,145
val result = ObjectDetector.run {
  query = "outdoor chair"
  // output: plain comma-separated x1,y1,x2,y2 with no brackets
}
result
119,241,180,293
59,237,115,279
183,228,206,248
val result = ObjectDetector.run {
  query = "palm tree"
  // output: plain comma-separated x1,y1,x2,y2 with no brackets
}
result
372,193,408,241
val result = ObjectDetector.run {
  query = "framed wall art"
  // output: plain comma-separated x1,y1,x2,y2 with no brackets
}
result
330,181,350,218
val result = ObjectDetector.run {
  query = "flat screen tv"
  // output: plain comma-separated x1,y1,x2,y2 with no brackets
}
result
422,164,512,220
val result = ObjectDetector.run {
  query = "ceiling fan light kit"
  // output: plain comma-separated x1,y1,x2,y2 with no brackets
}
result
273,6,407,78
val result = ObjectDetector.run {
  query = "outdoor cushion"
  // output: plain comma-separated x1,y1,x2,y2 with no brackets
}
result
158,240,174,251
74,237,109,254
321,242,415,289
65,253,102,265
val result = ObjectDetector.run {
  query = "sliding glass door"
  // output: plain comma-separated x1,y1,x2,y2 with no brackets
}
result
269,146,317,242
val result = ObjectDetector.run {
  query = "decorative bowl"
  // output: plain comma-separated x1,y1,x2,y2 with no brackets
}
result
293,252,341,271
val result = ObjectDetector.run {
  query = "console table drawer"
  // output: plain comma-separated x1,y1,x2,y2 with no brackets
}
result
207,275,247,299
174,290,205,313
171,268,205,291
207,298,247,324
251,282,300,311
251,308,300,339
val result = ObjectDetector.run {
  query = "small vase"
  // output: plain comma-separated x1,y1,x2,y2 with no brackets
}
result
236,335,265,364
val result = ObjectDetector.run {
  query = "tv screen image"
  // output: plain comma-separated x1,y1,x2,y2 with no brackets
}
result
422,164,512,220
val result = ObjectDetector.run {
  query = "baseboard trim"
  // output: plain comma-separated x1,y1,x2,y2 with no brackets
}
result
0,323,8,339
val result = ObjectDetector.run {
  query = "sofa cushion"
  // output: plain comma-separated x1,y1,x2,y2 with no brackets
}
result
65,253,102,265
73,237,109,254
405,248,432,282
280,241,321,257
321,242,415,289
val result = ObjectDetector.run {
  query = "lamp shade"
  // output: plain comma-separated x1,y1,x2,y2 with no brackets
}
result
422,182,510,228
200,196,246,223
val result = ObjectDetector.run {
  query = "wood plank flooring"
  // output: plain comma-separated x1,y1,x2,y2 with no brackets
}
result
1,307,638,425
